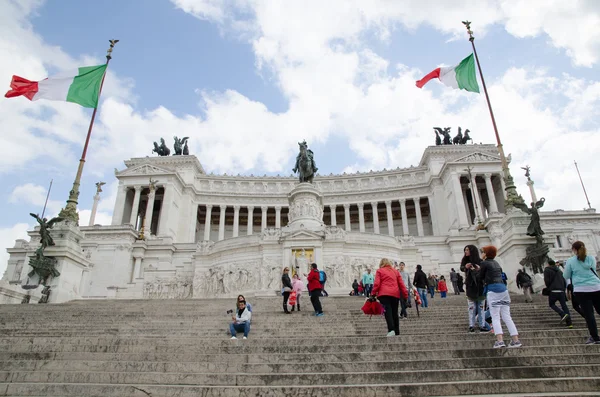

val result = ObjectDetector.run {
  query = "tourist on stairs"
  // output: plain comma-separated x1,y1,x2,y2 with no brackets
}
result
307,263,324,316
544,259,573,328
352,279,359,296
450,268,460,295
362,269,374,297
291,274,304,312
371,258,409,336
479,246,522,349
461,245,489,333
516,269,534,303
438,276,448,298
282,267,293,314
399,262,412,319
563,241,600,345
229,300,251,340
235,295,252,314
427,273,437,298
413,265,429,308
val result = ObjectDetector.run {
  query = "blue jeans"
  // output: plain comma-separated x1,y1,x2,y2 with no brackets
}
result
229,322,250,337
418,288,428,308
428,286,435,298
440,291,447,298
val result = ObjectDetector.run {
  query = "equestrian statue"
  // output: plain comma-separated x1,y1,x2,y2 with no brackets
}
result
292,140,318,183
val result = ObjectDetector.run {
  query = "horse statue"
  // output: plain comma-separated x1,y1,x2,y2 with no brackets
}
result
434,127,452,145
173,136,189,155
461,129,472,144
292,140,318,183
152,138,170,156
434,129,442,146
453,127,463,145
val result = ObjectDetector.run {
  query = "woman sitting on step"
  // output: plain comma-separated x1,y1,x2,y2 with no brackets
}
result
371,258,409,337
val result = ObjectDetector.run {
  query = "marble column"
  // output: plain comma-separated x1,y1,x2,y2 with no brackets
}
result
463,187,473,225
158,185,174,236
129,186,142,228
247,206,254,235
399,199,409,236
329,205,337,226
371,202,380,234
385,200,394,237
233,205,240,237
527,179,538,203
261,206,268,231
143,187,156,236
358,203,365,233
218,205,226,241
204,205,213,241
111,184,128,225
484,173,499,214
427,195,438,236
470,174,485,221
452,172,469,228
275,206,282,229
89,192,101,226
413,197,424,237
344,204,351,232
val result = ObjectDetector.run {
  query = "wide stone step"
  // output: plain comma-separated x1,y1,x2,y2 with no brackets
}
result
2,353,599,373
2,377,599,397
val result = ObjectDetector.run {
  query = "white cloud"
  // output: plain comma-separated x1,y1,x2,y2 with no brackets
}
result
0,223,30,278
9,183,63,216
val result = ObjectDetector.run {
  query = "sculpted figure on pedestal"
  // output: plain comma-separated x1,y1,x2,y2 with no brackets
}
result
293,140,318,183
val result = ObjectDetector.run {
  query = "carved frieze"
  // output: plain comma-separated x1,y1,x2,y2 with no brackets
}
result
324,226,347,240
261,228,282,240
143,277,193,299
196,240,215,254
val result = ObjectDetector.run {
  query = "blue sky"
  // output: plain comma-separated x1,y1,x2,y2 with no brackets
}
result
1,0,599,272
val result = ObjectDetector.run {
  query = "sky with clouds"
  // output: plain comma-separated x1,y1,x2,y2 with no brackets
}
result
1,0,599,275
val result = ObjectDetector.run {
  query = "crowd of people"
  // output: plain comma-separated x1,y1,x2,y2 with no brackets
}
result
227,240,600,346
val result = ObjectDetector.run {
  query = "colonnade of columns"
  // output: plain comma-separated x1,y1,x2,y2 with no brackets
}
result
200,196,434,242
452,172,501,228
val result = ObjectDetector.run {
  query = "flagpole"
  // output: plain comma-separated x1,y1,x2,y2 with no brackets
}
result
58,40,119,224
574,161,592,209
40,179,53,219
462,21,525,211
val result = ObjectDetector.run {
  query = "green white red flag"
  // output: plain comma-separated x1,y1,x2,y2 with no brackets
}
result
416,54,480,93
4,64,107,108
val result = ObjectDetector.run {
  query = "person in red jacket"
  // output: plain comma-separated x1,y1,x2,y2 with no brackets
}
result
438,276,448,298
372,258,409,336
306,263,324,316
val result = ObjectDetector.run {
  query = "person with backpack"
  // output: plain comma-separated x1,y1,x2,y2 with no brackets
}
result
371,258,409,336
516,269,534,302
319,269,329,297
479,245,522,349
306,263,324,316
563,241,600,344
544,259,572,327
450,268,460,295
362,269,374,297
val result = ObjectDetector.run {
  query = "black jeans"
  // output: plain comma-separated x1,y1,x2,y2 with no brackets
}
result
378,296,400,335
310,289,323,314
549,291,571,325
575,291,600,341
283,291,291,313
400,298,408,318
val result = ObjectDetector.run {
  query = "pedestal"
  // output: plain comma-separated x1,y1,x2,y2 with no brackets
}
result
286,183,324,232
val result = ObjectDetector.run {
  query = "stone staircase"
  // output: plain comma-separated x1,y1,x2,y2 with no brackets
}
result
0,294,599,396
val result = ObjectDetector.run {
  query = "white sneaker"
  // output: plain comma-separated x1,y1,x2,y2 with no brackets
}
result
230,336,237,340
386,331,395,337
243,336,247,340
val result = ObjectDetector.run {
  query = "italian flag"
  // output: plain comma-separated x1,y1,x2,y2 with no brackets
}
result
416,54,480,93
4,64,107,108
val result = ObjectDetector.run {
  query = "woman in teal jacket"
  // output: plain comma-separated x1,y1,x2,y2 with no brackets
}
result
563,241,600,344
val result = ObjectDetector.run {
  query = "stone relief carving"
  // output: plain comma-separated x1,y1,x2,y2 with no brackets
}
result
488,223,504,246
322,256,379,289
121,164,170,176
396,235,416,247
261,228,282,240
196,240,215,254
194,259,282,297
324,226,347,240
288,197,323,222
454,152,500,163
143,277,193,299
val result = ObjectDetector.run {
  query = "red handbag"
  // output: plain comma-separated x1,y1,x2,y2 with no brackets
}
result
288,291,297,306
361,299,384,317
